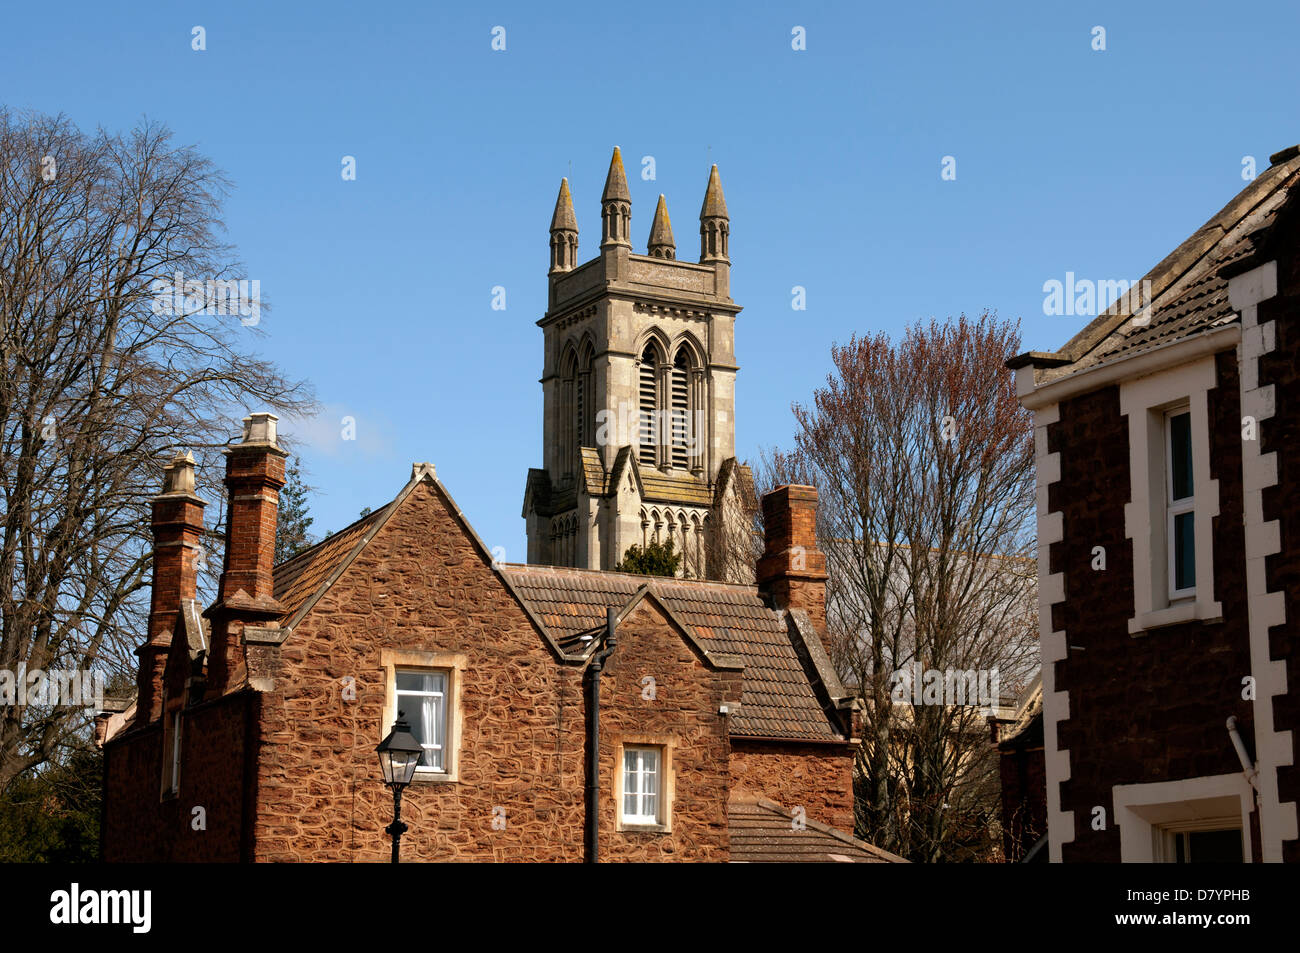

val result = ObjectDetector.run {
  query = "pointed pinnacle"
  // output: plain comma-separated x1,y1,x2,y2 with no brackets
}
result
602,147,631,203
648,194,675,252
700,164,728,219
550,177,577,232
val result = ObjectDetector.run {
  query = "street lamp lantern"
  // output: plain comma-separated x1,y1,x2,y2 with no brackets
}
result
376,711,423,862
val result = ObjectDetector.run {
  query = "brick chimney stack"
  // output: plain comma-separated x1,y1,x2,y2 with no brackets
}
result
136,452,206,726
756,485,829,633
208,413,287,695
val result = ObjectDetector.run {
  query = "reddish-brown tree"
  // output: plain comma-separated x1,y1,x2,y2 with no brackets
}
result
760,311,1037,862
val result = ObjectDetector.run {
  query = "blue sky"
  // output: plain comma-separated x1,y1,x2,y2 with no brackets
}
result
3,0,1298,559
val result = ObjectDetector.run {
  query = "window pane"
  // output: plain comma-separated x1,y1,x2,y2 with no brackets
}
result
395,669,448,771
396,670,444,694
1170,412,1193,500
1174,512,1195,591
1186,829,1243,863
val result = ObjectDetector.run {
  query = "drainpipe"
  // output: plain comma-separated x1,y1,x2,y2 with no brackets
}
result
1226,716,1260,793
585,607,619,863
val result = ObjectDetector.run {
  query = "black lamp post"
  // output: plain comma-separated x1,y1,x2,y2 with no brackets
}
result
376,711,422,863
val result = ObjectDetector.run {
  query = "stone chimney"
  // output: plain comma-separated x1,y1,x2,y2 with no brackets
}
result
208,413,287,695
756,485,828,633
135,452,206,726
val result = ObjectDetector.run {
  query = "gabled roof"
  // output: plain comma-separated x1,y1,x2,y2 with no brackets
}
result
497,563,849,742
271,464,848,742
274,504,391,626
1011,147,1300,383
578,448,606,495
727,797,906,863
271,463,568,649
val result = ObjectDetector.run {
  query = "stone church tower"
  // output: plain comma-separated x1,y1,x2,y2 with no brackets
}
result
523,148,755,579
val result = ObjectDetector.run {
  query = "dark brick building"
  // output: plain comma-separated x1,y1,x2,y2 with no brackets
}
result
1008,145,1300,862
100,415,901,863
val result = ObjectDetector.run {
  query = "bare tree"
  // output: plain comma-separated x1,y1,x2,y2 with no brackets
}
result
760,312,1037,861
0,109,316,791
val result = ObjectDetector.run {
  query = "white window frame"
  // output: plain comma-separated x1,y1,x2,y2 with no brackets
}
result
1113,773,1254,862
622,746,661,825
381,649,465,784
395,668,449,774
1165,406,1196,602
1120,356,1222,634
614,736,674,832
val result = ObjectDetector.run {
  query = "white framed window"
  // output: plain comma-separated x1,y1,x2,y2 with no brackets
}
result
1120,356,1222,634
1112,773,1254,862
395,669,448,773
1165,407,1195,601
622,746,661,825
381,649,465,783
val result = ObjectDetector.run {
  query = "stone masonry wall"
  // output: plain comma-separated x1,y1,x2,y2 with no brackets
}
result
728,738,854,833
594,597,740,861
251,479,586,862
102,692,254,862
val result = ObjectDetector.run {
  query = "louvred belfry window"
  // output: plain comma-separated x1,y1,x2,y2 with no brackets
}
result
671,351,689,469
639,345,658,466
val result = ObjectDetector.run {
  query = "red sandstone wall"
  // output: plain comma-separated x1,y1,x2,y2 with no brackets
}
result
251,480,586,862
102,692,254,862
728,738,854,833
594,597,740,861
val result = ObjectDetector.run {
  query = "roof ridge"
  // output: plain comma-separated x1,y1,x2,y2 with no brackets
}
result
497,561,765,593
1029,154,1300,371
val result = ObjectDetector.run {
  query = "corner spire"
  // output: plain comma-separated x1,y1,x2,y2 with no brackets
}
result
647,194,675,259
699,164,728,220
550,177,577,232
549,177,578,274
600,147,632,250
601,147,631,203
699,164,729,265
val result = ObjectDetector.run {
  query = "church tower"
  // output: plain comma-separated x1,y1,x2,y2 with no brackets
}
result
523,148,754,580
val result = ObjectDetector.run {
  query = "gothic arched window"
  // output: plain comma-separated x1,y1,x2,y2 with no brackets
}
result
638,342,661,467
578,340,595,448
671,349,690,470
560,346,580,480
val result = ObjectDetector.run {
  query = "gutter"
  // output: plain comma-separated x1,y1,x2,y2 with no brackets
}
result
585,607,618,863
1015,324,1240,411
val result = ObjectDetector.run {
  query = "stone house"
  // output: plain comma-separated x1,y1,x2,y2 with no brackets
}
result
1008,145,1300,862
100,416,900,862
